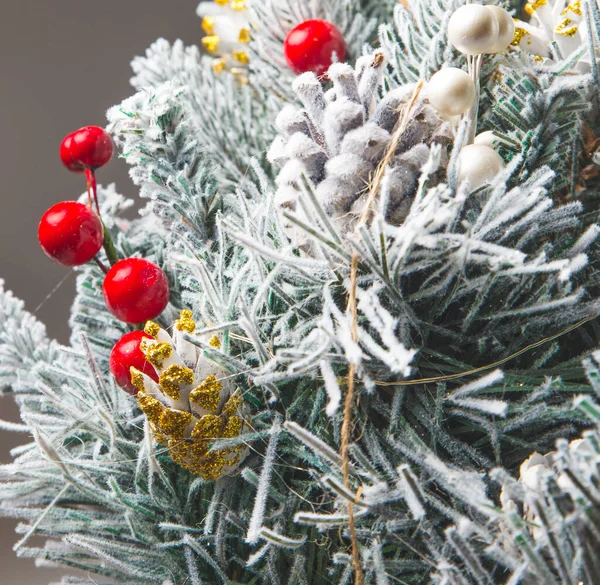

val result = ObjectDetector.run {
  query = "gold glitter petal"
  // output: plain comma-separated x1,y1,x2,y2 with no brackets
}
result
212,59,226,74
222,392,242,417
159,364,195,400
202,35,220,54
238,28,251,43
201,16,215,35
130,368,146,393
138,392,164,426
198,452,228,480
168,439,189,465
511,27,528,46
192,414,222,441
231,0,246,10
190,375,223,412
232,50,249,64
555,18,578,36
214,0,229,4
144,321,160,338
222,415,243,438
562,0,581,16
175,309,196,333
142,341,173,368
159,409,193,438
524,0,546,14
209,335,221,349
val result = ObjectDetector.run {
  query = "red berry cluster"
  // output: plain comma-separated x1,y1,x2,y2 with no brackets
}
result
38,126,170,346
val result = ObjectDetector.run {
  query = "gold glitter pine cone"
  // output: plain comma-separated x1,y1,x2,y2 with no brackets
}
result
131,310,248,480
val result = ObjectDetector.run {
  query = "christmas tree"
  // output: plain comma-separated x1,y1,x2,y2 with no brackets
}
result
2,0,600,583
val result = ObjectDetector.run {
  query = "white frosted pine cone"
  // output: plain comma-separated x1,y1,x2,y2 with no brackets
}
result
131,310,248,480
268,52,455,241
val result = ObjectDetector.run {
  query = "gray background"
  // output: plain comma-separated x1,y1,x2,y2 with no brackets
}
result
0,2,199,583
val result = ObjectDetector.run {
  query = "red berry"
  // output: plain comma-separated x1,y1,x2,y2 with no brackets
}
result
60,126,113,173
103,258,170,324
283,19,346,76
38,201,104,266
110,330,159,394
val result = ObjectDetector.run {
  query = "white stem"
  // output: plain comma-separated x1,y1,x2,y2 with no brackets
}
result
464,53,483,145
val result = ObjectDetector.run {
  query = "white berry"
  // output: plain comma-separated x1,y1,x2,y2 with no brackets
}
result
458,144,505,189
474,131,498,148
427,68,476,116
448,4,500,55
486,6,516,53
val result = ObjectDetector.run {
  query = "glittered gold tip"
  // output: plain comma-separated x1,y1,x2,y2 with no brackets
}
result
524,0,546,15
562,0,582,16
142,340,173,368
151,424,170,445
160,409,193,438
192,414,222,441
202,35,220,54
175,309,196,333
209,335,221,349
201,16,215,36
238,28,251,44
222,415,243,438
197,452,228,480
130,368,146,393
212,59,226,74
232,50,249,64
144,321,160,338
190,375,222,412
222,392,242,417
555,18,578,36
159,364,195,400
138,392,164,426
231,0,246,10
511,27,528,46
214,0,229,5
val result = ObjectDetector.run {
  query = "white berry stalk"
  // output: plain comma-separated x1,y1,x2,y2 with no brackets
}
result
447,2,515,143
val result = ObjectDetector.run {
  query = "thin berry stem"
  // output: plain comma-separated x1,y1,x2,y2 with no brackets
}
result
93,256,109,275
101,222,119,267
85,168,100,215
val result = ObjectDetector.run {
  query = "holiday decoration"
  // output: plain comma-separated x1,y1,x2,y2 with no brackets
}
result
102,257,169,323
486,6,515,53
426,67,476,116
268,56,454,237
457,143,505,188
109,330,160,394
447,4,500,55
197,0,251,75
2,1,600,585
60,125,114,213
132,311,248,480
59,126,113,172
38,201,103,266
511,0,594,66
283,19,346,76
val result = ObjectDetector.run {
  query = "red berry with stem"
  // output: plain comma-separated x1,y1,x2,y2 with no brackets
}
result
60,126,113,214
103,258,170,324
110,330,159,394
59,126,113,173
283,19,346,76
38,201,104,266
